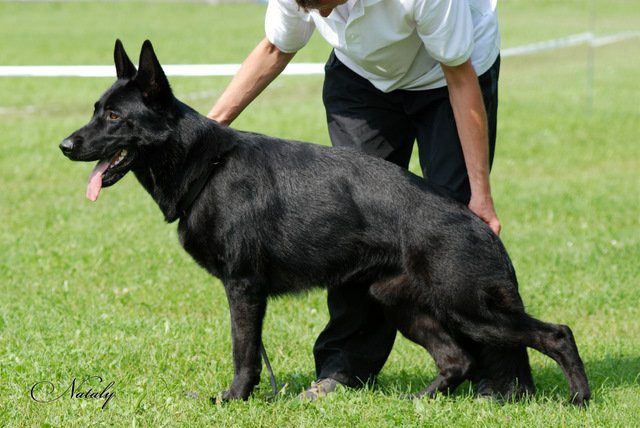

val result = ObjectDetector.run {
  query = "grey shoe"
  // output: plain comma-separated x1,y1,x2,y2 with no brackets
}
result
298,378,344,400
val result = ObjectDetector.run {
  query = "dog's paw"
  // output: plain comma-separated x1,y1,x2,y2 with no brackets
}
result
222,389,242,401
209,388,250,404
570,390,591,407
404,384,439,400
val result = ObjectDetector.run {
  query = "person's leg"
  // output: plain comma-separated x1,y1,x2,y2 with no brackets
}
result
313,281,397,387
407,56,500,203
311,51,415,388
322,51,416,166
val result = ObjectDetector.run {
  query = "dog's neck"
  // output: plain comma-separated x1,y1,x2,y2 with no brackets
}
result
133,104,235,223
174,158,220,219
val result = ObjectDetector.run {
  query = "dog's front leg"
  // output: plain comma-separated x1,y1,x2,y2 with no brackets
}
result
220,278,266,401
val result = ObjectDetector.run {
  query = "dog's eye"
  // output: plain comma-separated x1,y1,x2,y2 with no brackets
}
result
107,112,120,120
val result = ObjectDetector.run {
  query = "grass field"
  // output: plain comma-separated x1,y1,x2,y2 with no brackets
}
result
1,0,639,426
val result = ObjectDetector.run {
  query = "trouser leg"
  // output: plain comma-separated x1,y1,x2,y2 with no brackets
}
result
314,51,414,385
314,282,399,386
314,54,501,386
407,56,500,203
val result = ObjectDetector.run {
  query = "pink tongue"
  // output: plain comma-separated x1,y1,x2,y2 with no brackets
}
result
86,160,110,201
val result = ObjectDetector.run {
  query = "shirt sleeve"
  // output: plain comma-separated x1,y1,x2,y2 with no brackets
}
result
265,0,316,53
414,0,474,66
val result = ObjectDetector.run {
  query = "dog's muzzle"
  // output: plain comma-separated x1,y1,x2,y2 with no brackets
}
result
59,138,75,156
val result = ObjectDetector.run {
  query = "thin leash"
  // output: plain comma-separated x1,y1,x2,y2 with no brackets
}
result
186,343,278,404
260,340,279,400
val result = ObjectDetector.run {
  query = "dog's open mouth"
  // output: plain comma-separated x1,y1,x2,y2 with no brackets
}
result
86,148,132,201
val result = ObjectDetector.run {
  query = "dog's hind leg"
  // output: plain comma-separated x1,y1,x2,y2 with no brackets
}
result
455,313,590,405
529,321,590,405
371,276,474,397
397,310,474,398
467,343,535,399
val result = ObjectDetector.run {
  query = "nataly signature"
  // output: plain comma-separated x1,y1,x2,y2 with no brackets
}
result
30,375,115,409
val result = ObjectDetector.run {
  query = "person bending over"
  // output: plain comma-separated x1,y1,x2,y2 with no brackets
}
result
208,0,502,399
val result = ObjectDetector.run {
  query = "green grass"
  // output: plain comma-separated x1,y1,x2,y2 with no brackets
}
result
1,1,639,426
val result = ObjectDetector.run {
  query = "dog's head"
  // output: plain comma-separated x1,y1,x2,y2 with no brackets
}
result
60,39,174,201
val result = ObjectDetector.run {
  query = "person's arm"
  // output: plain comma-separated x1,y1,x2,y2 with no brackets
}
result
441,59,501,235
207,37,296,126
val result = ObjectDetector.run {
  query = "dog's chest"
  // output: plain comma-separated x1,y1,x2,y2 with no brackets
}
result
177,219,225,278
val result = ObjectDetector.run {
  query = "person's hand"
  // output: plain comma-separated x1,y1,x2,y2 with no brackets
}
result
468,193,501,236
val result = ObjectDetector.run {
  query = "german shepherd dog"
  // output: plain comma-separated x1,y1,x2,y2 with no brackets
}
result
59,40,590,405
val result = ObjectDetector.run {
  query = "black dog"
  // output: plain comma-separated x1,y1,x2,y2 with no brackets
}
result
60,40,590,405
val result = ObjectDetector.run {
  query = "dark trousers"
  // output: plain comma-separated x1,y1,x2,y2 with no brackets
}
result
313,51,501,386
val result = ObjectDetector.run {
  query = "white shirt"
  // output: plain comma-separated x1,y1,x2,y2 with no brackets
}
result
265,0,500,92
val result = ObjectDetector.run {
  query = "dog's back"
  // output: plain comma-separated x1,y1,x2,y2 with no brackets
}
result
181,131,517,309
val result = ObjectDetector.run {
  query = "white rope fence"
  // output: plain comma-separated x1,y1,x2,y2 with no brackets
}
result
1,31,638,77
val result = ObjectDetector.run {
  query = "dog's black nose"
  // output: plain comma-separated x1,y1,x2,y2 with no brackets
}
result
59,138,75,154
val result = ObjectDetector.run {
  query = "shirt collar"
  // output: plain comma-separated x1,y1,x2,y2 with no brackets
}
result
321,0,384,23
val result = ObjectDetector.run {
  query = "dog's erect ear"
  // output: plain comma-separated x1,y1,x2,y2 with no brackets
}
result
134,40,173,107
114,39,137,80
